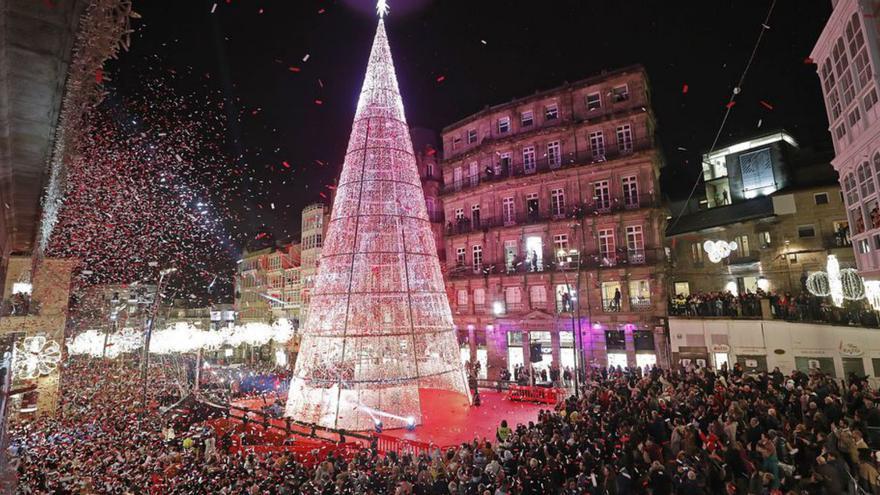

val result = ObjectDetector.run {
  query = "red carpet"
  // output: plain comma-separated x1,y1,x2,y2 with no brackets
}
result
231,388,549,449
380,389,547,447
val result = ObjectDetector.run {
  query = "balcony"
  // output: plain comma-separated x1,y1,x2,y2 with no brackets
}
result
630,298,653,311
442,137,655,195
446,248,663,279
601,298,621,313
823,234,853,249
445,194,656,237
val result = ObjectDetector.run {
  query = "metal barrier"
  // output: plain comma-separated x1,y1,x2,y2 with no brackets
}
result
506,385,565,405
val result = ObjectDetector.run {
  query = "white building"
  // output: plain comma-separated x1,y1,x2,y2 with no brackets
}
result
811,0,880,279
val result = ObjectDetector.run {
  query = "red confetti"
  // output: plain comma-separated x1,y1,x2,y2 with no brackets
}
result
288,66,301,73
319,192,327,198
436,75,446,83
759,100,774,110
314,99,323,105
95,68,104,84
681,83,688,94
282,161,291,168
318,8,326,14
725,101,736,109
804,57,814,64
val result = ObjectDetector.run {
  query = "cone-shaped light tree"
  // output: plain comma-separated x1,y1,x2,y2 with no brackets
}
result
285,3,470,431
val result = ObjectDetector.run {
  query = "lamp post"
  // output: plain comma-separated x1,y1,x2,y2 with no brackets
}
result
141,267,176,414
568,220,591,398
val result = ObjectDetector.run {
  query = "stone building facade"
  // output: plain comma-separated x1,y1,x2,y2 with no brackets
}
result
439,66,669,380
668,132,854,297
811,0,880,280
235,243,301,323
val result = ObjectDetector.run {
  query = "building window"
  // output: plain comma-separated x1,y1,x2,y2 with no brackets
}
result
426,160,434,177
589,131,606,160
735,234,750,257
690,242,703,264
472,245,483,272
835,123,847,142
629,280,650,309
471,204,481,227
814,192,829,205
523,146,536,173
859,238,871,254
456,247,466,266
526,193,539,221
599,229,616,265
473,288,486,308
674,281,690,296
611,85,629,103
457,289,468,307
848,107,861,130
469,161,479,186
626,225,645,263
504,287,521,306
797,225,816,238
833,37,855,105
467,129,477,144
498,152,512,175
759,231,771,248
622,176,639,208
498,117,511,134
452,136,461,150
545,104,558,120
586,92,601,111
529,285,547,307
844,173,860,205
847,13,871,89
521,111,534,127
858,161,876,198
502,197,515,225
821,58,840,120
594,180,611,211
864,88,878,112
739,148,775,194
601,282,622,312
504,240,517,271
547,141,561,168
454,208,464,221
550,188,565,217
616,124,633,153
554,234,569,259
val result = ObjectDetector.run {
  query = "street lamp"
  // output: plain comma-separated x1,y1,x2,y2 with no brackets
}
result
141,267,176,414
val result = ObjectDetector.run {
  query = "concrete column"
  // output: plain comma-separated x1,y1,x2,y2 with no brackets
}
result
551,325,561,368
625,326,637,367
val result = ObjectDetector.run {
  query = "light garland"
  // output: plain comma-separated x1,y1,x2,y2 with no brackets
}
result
864,280,880,310
66,319,295,357
13,336,62,380
703,240,737,263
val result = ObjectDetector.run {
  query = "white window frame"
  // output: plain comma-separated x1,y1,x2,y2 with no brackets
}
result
467,129,478,144
456,247,466,266
589,131,605,160
545,103,559,120
594,180,611,211
472,245,483,272
622,175,638,208
521,110,534,127
586,92,601,111
611,84,630,103
523,146,536,173
498,116,510,134
616,124,633,153
551,188,565,217
547,140,561,168
502,197,515,225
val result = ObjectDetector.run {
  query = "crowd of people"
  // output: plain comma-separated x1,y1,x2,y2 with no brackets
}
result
669,289,880,328
8,354,880,494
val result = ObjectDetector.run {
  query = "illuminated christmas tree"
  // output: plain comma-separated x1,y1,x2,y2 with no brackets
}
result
285,3,470,430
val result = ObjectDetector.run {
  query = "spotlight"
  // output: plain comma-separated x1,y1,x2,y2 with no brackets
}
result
405,416,416,431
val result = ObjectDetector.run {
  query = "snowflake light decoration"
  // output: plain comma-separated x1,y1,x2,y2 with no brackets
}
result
14,336,62,380
703,240,737,263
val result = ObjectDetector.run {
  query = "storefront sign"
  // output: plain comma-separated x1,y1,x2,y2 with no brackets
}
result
710,344,730,353
839,342,863,357
745,359,759,368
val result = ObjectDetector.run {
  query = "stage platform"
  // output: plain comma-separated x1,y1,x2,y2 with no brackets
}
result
231,388,549,448
381,389,548,447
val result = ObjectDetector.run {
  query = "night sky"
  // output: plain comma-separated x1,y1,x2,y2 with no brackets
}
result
110,0,833,248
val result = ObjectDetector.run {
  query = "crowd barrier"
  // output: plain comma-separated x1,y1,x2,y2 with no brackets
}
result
505,385,565,405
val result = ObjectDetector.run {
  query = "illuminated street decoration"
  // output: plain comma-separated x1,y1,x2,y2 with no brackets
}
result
13,336,61,380
66,320,296,357
703,240,737,263
805,255,865,306
864,280,880,310
284,5,469,431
